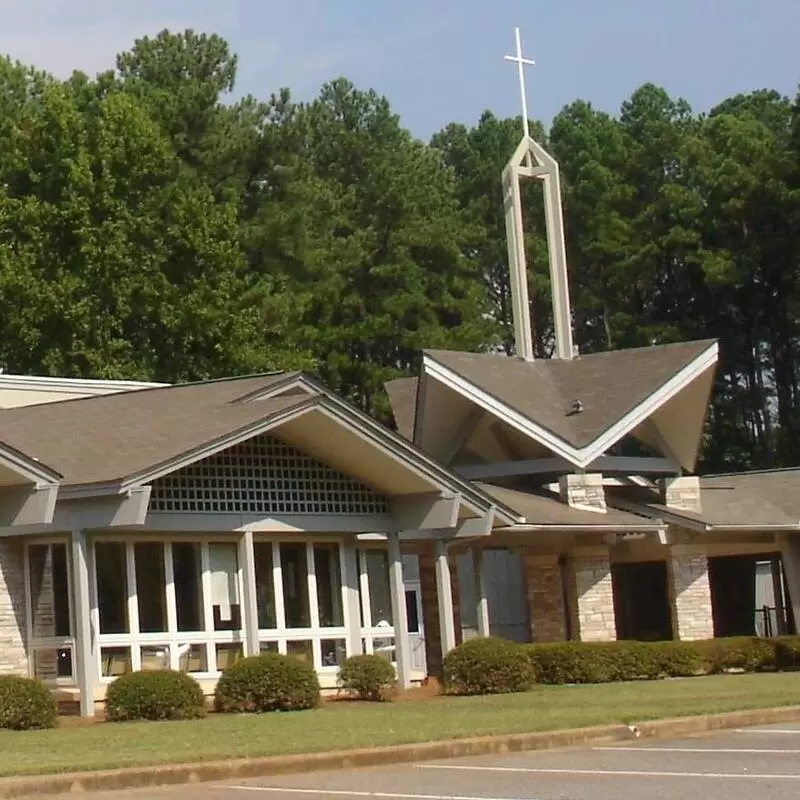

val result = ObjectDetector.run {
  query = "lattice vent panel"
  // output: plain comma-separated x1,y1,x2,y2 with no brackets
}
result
149,435,389,515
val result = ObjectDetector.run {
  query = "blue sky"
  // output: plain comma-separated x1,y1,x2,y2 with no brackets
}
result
0,0,797,138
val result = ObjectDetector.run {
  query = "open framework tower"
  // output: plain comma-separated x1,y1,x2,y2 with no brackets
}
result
503,28,574,362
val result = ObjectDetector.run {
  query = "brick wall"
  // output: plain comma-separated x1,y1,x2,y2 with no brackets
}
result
668,547,714,640
419,543,461,678
0,539,29,675
559,473,607,511
567,551,618,641
522,552,567,642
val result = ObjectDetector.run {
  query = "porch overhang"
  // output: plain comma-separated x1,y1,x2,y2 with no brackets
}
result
0,483,59,528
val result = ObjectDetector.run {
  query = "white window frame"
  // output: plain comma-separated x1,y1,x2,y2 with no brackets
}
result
357,547,397,662
93,535,245,683
253,537,350,674
24,537,76,686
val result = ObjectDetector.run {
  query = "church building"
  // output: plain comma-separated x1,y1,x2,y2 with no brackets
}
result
1,31,799,717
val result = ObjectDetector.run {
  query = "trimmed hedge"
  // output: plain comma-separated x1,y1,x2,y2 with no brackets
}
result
0,675,58,730
339,654,396,701
443,636,535,695
215,653,320,713
105,670,206,722
527,636,800,685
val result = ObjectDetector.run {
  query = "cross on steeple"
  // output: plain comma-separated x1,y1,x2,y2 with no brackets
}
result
504,27,535,161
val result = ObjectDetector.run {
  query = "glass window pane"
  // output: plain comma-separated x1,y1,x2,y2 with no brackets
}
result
216,643,243,671
179,644,208,673
95,542,129,634
101,646,131,677
280,543,310,628
135,543,166,633
365,550,392,627
140,645,170,671
28,544,71,639
209,543,241,632
259,641,279,654
405,590,420,634
254,543,276,629
33,647,73,680
320,639,346,667
286,640,313,662
172,542,204,632
314,544,343,627
51,545,71,637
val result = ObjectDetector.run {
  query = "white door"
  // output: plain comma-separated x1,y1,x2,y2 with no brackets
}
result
404,582,426,674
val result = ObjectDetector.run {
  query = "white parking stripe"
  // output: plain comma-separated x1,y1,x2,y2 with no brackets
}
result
418,764,800,780
224,787,538,800
594,746,800,754
735,728,800,734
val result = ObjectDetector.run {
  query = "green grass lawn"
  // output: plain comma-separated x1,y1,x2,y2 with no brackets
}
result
1,673,799,778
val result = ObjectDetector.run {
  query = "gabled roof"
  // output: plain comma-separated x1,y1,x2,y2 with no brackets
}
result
0,440,62,485
0,371,520,526
613,469,800,531
0,374,300,487
385,377,418,440
477,482,664,531
421,340,718,469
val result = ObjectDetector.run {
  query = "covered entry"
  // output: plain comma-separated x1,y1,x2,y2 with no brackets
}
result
612,561,673,641
709,553,793,637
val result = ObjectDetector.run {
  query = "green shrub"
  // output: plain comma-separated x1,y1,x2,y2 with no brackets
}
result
528,642,613,684
702,637,776,673
443,636,534,695
651,641,710,677
774,636,800,669
0,675,58,730
105,669,206,722
215,653,320,713
339,655,396,701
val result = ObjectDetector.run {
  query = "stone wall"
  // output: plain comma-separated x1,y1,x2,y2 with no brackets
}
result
660,476,702,513
559,473,607,512
522,552,567,642
567,551,617,641
0,538,29,675
668,547,714,640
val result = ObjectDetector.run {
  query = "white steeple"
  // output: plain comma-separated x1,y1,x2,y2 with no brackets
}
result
503,27,575,361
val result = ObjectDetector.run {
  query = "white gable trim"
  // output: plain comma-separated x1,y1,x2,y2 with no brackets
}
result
0,374,166,395
0,443,62,485
423,341,719,470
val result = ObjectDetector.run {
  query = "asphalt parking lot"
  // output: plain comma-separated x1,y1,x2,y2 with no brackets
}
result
37,721,800,800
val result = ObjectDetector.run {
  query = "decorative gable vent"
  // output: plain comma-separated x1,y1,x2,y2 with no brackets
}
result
149,435,389,515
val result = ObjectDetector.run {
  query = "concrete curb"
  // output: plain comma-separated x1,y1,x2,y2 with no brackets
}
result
2,705,800,798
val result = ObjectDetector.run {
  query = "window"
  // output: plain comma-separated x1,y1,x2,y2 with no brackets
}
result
95,542,129,634
135,543,166,633
314,544,343,627
172,542,203,632
280,543,310,628
209,543,241,631
365,551,392,626
254,543,276,629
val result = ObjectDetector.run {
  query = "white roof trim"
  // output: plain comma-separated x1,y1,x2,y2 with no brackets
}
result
423,341,719,469
0,443,62,485
0,374,167,395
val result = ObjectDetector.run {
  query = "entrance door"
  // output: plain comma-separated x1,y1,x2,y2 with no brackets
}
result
404,583,426,673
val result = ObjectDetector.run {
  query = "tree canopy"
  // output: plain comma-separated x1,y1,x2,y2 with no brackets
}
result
0,28,798,470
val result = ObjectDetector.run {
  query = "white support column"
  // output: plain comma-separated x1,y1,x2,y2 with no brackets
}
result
387,533,412,689
473,548,490,638
238,531,259,657
435,539,456,655
341,540,363,658
70,530,95,718
781,535,800,633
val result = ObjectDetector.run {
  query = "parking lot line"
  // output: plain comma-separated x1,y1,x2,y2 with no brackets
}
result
593,746,800,754
224,787,539,800
735,728,800,734
418,764,800,781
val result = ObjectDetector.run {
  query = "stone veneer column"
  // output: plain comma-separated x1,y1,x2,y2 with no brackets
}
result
0,539,29,676
567,548,618,642
668,546,714,641
522,552,567,642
